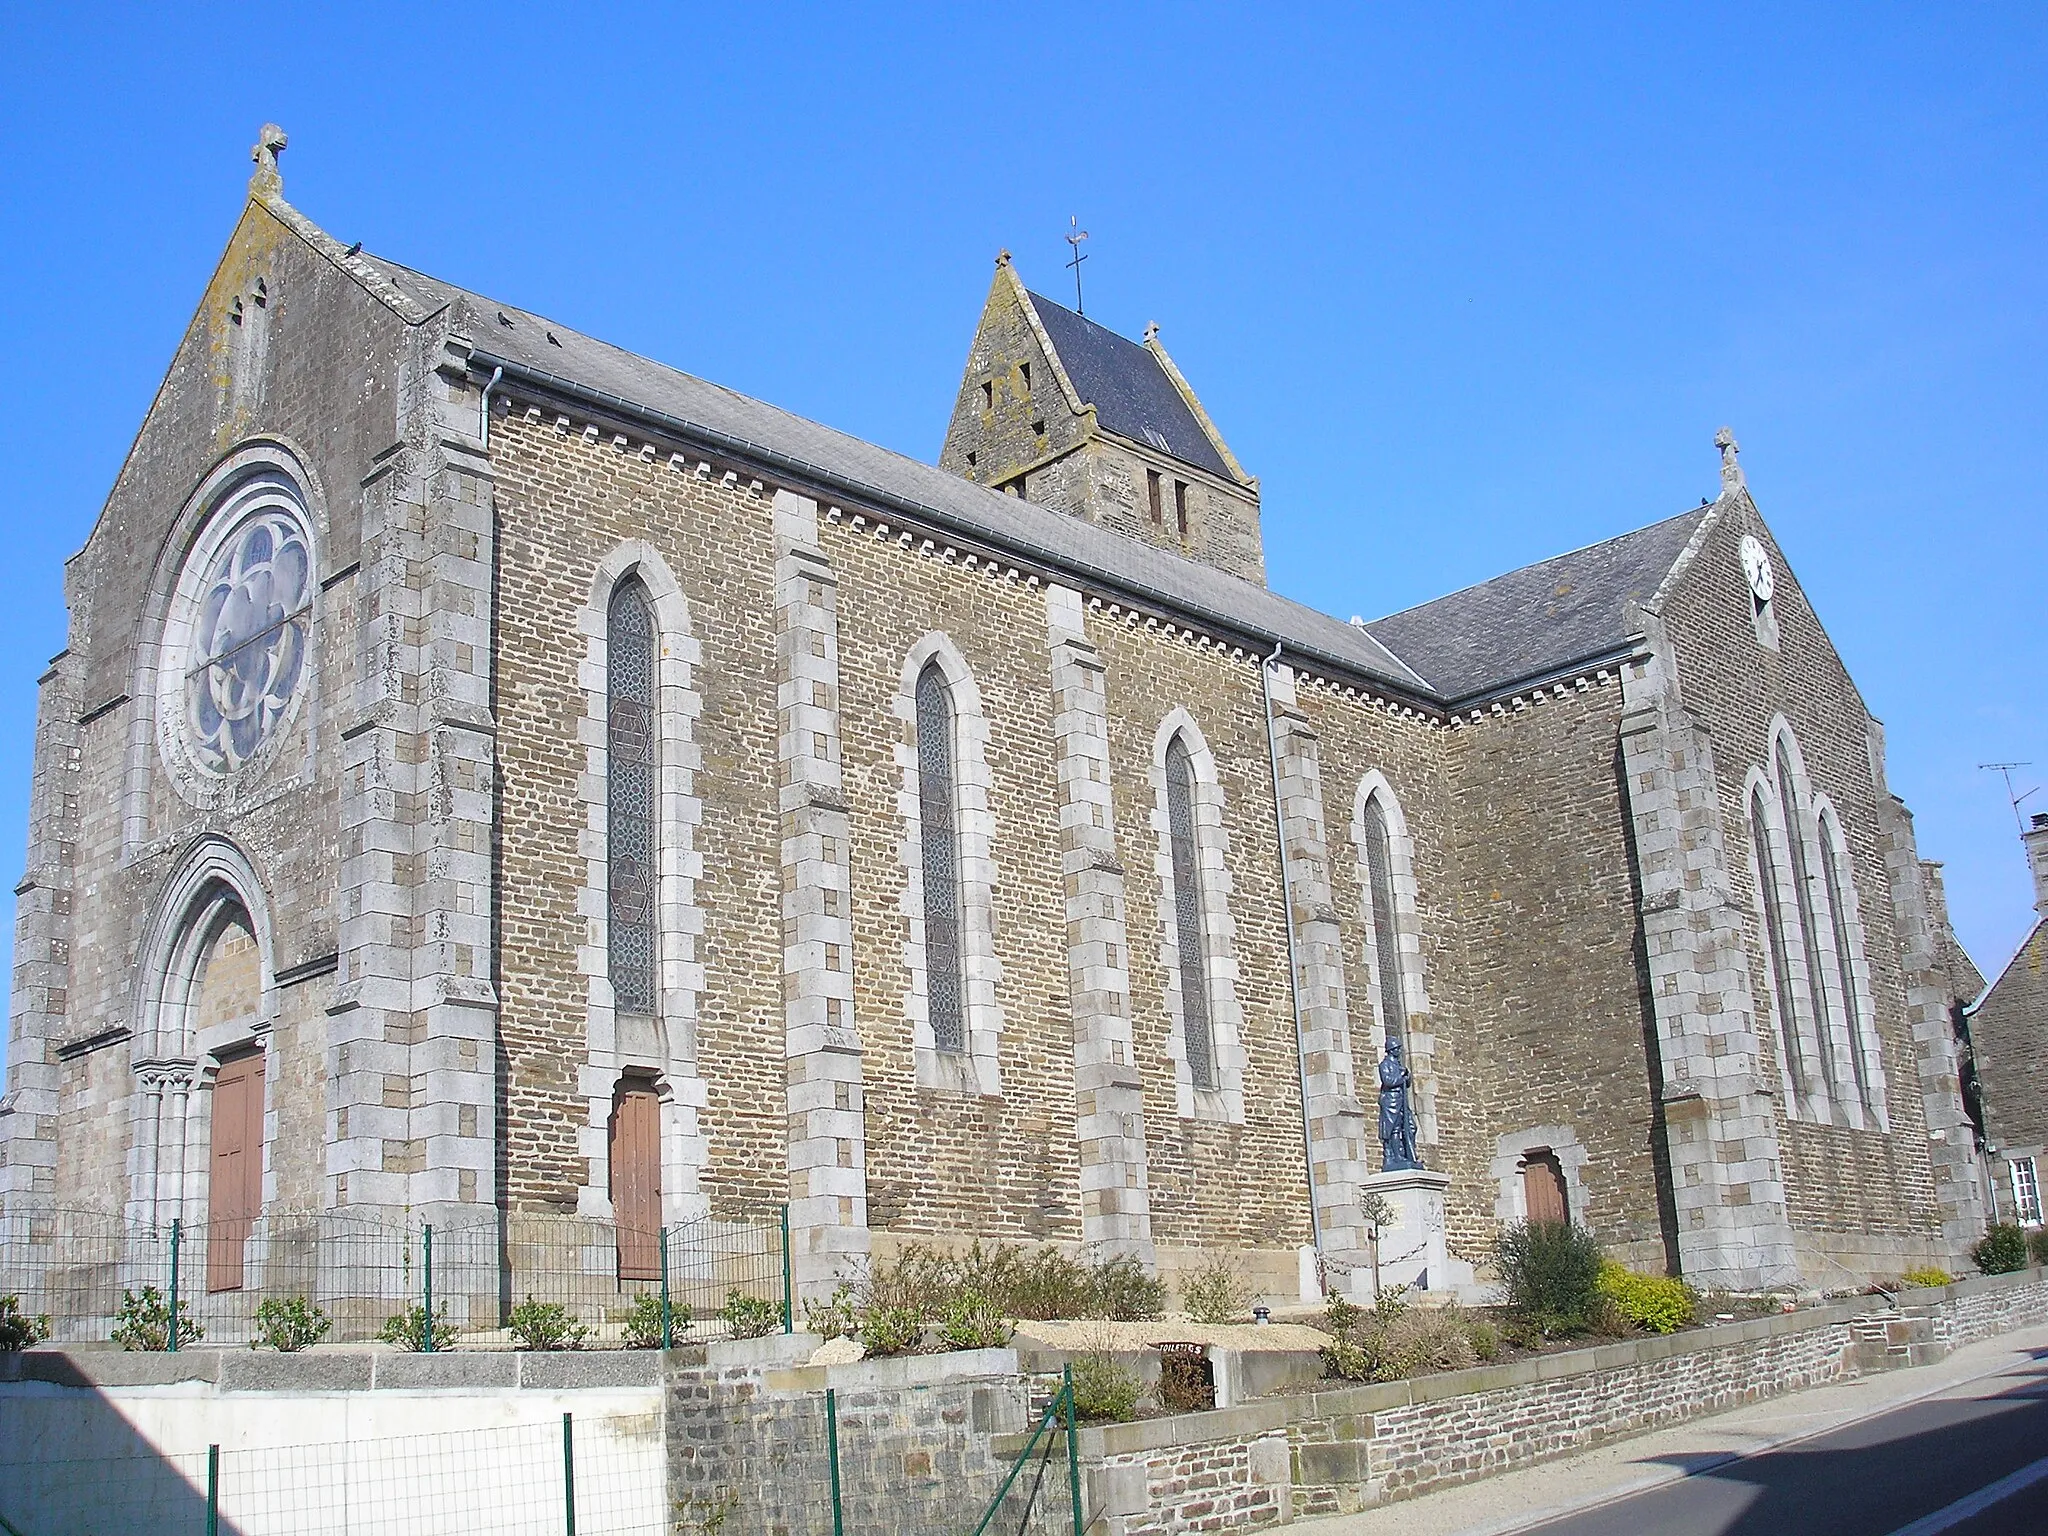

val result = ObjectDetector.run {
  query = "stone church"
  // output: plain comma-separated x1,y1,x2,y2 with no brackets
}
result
0,128,1988,1308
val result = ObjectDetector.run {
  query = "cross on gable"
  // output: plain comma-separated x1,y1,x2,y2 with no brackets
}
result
250,124,288,197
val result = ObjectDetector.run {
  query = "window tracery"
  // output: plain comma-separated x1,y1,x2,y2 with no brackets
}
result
1163,734,1215,1091
916,659,966,1055
608,578,657,1016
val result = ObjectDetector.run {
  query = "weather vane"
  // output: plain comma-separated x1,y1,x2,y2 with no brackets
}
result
1065,217,1090,315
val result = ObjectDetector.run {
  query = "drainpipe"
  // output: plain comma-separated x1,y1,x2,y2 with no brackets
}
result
1261,640,1326,1281
478,365,504,449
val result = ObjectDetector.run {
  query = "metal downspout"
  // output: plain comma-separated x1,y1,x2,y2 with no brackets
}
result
478,365,504,449
1262,640,1326,1282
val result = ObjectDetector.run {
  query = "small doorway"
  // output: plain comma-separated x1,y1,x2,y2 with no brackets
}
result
609,1079,662,1282
207,1048,266,1292
1522,1149,1569,1226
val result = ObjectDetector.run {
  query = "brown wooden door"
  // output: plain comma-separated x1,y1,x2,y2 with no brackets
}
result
207,1050,265,1292
1522,1150,1569,1226
610,1082,662,1282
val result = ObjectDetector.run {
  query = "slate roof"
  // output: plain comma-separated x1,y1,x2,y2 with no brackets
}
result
1365,508,1711,702
1024,292,1235,481
360,254,1432,695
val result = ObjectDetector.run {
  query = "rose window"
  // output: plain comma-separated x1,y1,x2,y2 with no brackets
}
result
181,509,312,775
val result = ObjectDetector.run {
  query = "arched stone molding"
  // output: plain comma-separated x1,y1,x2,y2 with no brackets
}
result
122,439,331,851
896,633,1005,1096
1763,717,1865,1127
1349,771,1436,1146
1148,708,1246,1123
1744,764,1830,1121
1813,796,1889,1129
573,542,709,1225
126,836,279,1228
1489,1126,1591,1229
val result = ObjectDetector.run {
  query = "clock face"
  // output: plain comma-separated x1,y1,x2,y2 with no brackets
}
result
1740,535,1775,605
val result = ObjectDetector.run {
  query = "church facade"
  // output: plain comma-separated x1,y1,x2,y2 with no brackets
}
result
0,131,1987,1306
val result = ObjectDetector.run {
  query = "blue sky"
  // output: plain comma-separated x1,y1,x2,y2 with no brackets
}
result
0,2,2041,1069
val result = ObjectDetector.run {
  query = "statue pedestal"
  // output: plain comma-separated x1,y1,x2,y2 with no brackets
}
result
1355,1169,1472,1301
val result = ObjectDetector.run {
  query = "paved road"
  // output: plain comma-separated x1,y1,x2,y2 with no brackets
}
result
1518,1349,2048,1536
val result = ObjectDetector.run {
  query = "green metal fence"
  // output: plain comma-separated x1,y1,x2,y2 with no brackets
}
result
0,1202,790,1350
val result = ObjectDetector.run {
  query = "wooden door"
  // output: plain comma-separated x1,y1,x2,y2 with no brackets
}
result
1522,1150,1569,1226
207,1050,265,1292
610,1082,662,1282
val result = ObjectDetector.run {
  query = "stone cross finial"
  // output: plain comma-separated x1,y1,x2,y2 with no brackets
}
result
1144,321,1160,344
1715,426,1745,493
250,124,288,199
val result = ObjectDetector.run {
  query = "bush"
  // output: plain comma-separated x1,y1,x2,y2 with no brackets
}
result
1973,1223,2030,1276
379,1302,455,1353
1158,1345,1216,1413
1068,1353,1141,1422
803,1284,857,1341
1007,1248,1093,1321
0,1294,50,1352
1090,1254,1166,1321
2032,1228,2048,1268
1595,1262,1696,1335
253,1296,331,1353
1901,1267,1953,1289
937,1288,1014,1352
857,1303,926,1358
114,1286,203,1351
722,1289,782,1340
1465,1317,1500,1362
1321,1305,1477,1383
1495,1221,1603,1332
509,1297,588,1351
622,1292,690,1349
1180,1258,1251,1325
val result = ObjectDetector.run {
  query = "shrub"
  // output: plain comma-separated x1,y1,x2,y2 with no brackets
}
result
721,1289,782,1340
1007,1248,1093,1321
114,1286,203,1351
859,1245,955,1319
623,1292,690,1349
1495,1221,1603,1332
1595,1262,1696,1335
1974,1223,2030,1276
0,1294,50,1352
803,1284,857,1341
1901,1267,1953,1290
857,1303,926,1358
253,1296,331,1353
509,1297,588,1351
1321,1305,1476,1383
1180,1258,1251,1326
1323,1294,1364,1338
1465,1317,1500,1362
937,1288,1014,1352
1068,1353,1141,1422
2032,1228,2048,1268
1089,1254,1166,1321
1157,1345,1216,1413
379,1302,454,1353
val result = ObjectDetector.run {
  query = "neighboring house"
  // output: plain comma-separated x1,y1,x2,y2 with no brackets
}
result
1970,814,2048,1229
0,128,1990,1309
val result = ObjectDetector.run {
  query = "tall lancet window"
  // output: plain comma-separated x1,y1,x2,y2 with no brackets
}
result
1774,740,1840,1101
1164,735,1217,1091
916,660,966,1054
1751,787,1810,1099
1819,813,1875,1111
608,579,657,1016
1361,792,1407,1048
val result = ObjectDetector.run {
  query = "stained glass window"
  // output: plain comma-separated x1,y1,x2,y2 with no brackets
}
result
1752,788,1810,1097
1820,815,1874,1111
917,661,966,1054
1164,736,1216,1091
609,580,657,1016
1776,742,1840,1100
183,509,312,775
1362,794,1408,1051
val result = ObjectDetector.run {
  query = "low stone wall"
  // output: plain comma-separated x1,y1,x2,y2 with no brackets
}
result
1066,1268,2048,1535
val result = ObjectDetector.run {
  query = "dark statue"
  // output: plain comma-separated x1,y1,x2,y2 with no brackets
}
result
1377,1034,1422,1172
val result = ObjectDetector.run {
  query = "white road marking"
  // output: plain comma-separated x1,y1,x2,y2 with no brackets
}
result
1883,1453,2048,1536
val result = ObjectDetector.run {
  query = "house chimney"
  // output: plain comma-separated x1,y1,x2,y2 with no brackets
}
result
2027,812,2048,918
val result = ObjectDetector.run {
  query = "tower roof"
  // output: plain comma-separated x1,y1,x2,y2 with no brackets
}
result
1024,292,1235,481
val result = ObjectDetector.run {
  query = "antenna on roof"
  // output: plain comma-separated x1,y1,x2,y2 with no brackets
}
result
1065,217,1090,315
1980,763,2040,836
